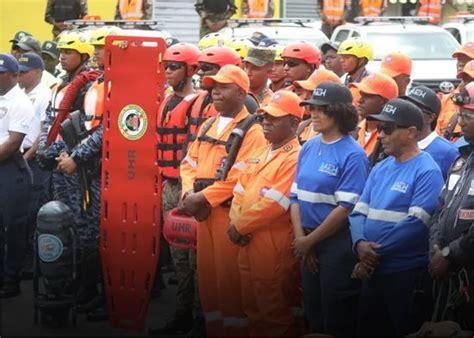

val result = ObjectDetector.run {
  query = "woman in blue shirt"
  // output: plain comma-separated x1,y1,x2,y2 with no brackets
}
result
290,82,368,336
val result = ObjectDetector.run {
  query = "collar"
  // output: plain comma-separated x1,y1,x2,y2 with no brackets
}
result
418,131,438,150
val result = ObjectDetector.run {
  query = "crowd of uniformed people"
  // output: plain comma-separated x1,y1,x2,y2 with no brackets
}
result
1,21,474,338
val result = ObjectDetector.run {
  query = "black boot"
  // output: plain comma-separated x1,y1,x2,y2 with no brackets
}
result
149,311,193,335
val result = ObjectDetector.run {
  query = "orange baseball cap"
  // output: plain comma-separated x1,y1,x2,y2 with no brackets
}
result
457,60,474,79
349,72,398,100
380,52,412,78
257,90,304,119
293,68,341,91
202,64,250,93
452,42,474,59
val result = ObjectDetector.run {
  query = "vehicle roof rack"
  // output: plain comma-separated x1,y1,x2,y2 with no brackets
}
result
64,19,163,30
448,15,474,23
228,18,315,28
354,16,431,25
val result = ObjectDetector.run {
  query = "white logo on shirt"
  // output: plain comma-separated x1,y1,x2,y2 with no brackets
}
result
319,162,338,176
391,181,409,193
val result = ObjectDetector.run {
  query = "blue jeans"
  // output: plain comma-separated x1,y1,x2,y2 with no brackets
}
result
301,228,360,337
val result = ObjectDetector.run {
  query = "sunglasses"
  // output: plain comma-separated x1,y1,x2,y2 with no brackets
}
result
199,63,217,72
377,123,410,135
459,110,474,121
165,62,183,71
452,93,474,106
284,59,305,68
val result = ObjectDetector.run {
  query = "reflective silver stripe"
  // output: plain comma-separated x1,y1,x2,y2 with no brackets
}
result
223,316,249,328
205,311,222,322
264,188,290,210
335,191,360,204
408,206,431,226
353,202,369,216
292,307,304,317
367,208,407,223
183,155,197,168
232,161,247,171
294,188,337,205
233,182,245,194
290,182,297,194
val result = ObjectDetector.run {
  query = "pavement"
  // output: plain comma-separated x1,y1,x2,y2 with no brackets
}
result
0,272,182,337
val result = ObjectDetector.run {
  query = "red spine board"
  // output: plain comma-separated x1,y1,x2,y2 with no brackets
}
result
100,35,165,330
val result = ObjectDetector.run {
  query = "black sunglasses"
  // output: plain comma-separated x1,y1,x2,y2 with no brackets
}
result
165,62,183,71
284,59,304,68
199,63,217,72
377,123,410,135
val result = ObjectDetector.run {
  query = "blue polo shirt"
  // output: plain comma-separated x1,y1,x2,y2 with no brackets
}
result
290,134,368,230
418,131,459,180
350,152,444,274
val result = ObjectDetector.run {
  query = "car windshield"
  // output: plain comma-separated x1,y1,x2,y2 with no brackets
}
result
366,32,459,60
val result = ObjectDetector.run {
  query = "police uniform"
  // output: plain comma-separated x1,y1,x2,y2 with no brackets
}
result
0,54,34,295
429,143,474,329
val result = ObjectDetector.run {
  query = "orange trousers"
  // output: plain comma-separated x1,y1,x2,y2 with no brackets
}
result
238,228,304,337
197,206,248,337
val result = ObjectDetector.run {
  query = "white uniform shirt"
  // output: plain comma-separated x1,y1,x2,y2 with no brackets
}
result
0,84,34,146
22,82,51,149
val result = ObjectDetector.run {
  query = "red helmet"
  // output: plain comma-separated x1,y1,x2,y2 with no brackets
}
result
163,43,200,75
198,46,242,68
282,42,321,67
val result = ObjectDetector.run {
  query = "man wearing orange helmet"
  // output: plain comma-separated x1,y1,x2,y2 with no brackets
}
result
151,42,202,335
437,42,474,141
281,42,321,96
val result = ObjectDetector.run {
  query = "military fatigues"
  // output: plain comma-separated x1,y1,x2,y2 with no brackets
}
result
44,0,88,38
429,143,474,330
195,0,237,38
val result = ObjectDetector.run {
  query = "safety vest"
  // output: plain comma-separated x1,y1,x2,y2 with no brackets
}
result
360,0,383,17
322,0,345,25
246,0,269,18
417,0,442,25
47,81,69,138
156,93,199,179
83,78,104,131
436,89,462,138
357,119,379,157
186,91,217,148
118,0,144,20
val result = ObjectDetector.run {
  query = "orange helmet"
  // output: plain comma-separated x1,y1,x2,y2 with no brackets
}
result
282,42,321,67
163,43,200,76
198,46,242,68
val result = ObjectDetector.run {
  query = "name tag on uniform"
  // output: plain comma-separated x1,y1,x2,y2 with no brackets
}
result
458,209,474,220
447,174,460,191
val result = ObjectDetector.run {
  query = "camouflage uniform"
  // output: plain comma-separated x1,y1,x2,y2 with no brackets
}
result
195,0,236,38
114,0,153,20
244,47,276,106
163,180,201,317
44,0,88,38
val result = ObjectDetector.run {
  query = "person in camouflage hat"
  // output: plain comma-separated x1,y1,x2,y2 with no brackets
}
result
195,0,237,38
243,46,276,106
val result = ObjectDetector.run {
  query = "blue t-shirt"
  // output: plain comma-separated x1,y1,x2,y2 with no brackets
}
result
349,152,444,274
290,135,368,230
419,132,459,180
455,136,468,149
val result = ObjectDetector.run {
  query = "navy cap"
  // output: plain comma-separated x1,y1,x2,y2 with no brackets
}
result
9,31,32,44
0,54,19,73
249,31,269,46
300,81,353,106
368,98,424,130
401,85,441,116
18,53,44,72
41,40,60,60
320,41,340,54
258,37,278,48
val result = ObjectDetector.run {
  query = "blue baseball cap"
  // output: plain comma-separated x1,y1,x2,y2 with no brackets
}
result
18,53,44,72
0,54,19,73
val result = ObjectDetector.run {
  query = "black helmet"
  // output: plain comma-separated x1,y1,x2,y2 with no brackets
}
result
402,86,441,116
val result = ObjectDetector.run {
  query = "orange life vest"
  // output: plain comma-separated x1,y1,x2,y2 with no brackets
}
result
156,93,200,179
118,0,144,20
186,91,218,148
360,0,383,17
322,0,345,24
83,78,104,131
417,0,442,24
246,0,269,18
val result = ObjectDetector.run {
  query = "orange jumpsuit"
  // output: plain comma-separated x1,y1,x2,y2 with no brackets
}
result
180,107,266,336
229,137,303,337
436,89,461,138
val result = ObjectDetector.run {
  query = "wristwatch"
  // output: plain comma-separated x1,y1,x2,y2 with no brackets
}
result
441,246,451,259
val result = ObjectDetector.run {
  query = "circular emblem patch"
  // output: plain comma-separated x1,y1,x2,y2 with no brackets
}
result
118,104,148,141
38,234,64,263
